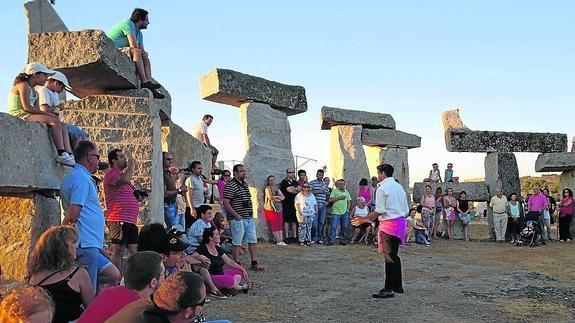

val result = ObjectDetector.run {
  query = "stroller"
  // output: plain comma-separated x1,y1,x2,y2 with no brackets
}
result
516,220,539,247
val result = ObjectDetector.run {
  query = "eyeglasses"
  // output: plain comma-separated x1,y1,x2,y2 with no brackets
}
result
89,153,101,160
286,171,295,174
193,297,206,307
303,186,310,189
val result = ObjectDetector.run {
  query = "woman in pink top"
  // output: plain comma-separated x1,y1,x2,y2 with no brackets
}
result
216,170,231,205
557,188,574,241
419,185,435,230
443,188,457,240
356,178,372,209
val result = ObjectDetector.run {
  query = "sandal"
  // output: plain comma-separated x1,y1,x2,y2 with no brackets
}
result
250,263,265,271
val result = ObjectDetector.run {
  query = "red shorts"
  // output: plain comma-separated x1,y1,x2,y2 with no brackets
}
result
264,209,283,232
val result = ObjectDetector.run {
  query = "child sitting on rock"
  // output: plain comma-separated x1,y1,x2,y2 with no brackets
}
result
406,208,431,245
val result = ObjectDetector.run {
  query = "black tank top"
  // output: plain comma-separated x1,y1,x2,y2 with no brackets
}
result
32,266,83,323
458,199,469,213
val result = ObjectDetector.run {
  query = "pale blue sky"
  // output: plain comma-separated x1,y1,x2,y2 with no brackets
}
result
1,1,573,183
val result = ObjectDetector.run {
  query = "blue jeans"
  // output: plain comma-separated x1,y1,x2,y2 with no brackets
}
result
312,205,327,242
329,211,350,244
164,202,179,228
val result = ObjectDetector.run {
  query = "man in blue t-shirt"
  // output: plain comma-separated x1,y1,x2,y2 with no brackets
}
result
107,8,164,99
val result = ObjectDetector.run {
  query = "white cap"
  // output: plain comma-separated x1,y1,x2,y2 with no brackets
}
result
23,62,56,76
48,71,72,90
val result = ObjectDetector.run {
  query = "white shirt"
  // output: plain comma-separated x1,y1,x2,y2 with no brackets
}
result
374,177,409,221
36,86,60,107
191,121,208,140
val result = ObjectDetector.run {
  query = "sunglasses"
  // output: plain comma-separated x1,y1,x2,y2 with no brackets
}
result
89,153,101,160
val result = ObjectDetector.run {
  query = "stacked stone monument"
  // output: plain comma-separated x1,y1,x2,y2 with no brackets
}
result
0,0,210,280
535,152,575,236
200,68,307,239
320,106,421,202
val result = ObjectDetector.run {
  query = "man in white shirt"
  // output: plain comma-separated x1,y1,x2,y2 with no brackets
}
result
367,164,409,299
192,114,219,173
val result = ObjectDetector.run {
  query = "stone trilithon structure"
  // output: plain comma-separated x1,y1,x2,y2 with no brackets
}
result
441,108,568,239
320,106,421,202
200,68,307,239
0,0,210,280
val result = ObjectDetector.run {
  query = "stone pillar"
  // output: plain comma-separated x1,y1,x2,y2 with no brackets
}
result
366,146,410,197
0,192,60,280
330,125,369,203
484,152,521,239
240,102,295,240
62,94,164,224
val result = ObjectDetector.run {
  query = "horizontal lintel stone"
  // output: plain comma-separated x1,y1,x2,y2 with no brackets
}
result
28,30,139,98
320,106,395,130
445,129,567,153
535,153,575,172
200,68,307,116
361,128,420,148
412,182,490,202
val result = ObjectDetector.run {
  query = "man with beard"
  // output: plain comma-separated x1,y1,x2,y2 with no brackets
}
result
103,149,140,274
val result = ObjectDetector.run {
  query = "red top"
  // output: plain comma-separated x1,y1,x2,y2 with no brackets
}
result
77,286,140,323
103,168,140,224
560,197,574,215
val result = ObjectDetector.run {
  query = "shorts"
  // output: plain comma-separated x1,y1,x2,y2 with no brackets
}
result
230,218,257,246
67,124,88,141
76,247,113,294
434,211,442,221
458,213,474,223
107,221,139,245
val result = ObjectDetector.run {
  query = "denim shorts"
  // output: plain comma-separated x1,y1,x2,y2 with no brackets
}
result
67,124,88,141
230,218,257,246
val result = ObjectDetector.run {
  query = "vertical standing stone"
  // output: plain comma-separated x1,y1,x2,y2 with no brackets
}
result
0,193,60,280
485,152,521,239
330,125,369,203
240,102,295,239
23,0,68,34
366,146,410,198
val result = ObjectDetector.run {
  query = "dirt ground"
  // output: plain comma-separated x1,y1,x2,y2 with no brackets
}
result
206,222,575,323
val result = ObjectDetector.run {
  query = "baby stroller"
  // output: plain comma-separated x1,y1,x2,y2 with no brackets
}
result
517,220,539,247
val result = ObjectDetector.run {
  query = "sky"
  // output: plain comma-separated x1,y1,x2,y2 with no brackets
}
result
1,0,573,184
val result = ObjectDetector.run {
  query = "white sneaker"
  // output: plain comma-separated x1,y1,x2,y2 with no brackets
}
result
276,242,287,246
56,152,75,167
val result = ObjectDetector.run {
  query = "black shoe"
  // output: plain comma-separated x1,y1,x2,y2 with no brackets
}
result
541,241,547,245
326,242,333,246
141,81,162,90
394,287,404,293
372,289,395,299
150,89,165,99
339,241,347,246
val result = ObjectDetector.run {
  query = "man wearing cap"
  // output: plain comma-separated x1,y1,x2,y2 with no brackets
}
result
106,271,231,323
107,8,164,99
103,149,140,275
37,71,89,150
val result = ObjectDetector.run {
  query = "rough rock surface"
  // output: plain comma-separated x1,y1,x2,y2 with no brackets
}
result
23,0,68,34
0,113,70,192
535,153,575,172
361,128,421,148
162,122,212,174
0,193,60,280
28,30,139,98
320,106,395,130
485,152,521,239
240,103,295,239
62,94,164,223
442,109,566,153
366,146,410,198
412,182,490,202
200,69,307,116
331,125,370,203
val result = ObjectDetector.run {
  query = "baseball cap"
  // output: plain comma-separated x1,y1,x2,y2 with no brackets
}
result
162,232,191,253
23,62,56,76
48,71,72,90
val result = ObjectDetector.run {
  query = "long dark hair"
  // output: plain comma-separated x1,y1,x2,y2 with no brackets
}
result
201,227,217,246
13,73,29,86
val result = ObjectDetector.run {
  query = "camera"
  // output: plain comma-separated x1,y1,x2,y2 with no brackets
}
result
133,189,149,201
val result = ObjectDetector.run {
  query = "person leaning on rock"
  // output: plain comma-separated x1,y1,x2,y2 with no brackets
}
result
107,8,164,99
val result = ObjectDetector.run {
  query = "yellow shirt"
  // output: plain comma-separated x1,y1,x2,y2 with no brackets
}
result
489,195,507,213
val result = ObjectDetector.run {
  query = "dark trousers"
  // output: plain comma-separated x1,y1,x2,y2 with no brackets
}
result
380,231,403,291
558,214,573,240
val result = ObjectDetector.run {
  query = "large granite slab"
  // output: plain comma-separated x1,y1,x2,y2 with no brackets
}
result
23,0,68,34
28,30,139,98
412,182,490,202
361,128,421,148
200,68,307,116
320,106,395,130
535,153,575,172
366,146,410,199
442,109,567,153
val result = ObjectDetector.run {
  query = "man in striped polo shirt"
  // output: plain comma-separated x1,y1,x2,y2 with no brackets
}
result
104,149,140,274
222,164,265,271
309,169,330,244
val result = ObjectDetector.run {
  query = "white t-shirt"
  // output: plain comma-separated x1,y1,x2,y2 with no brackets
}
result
375,177,409,220
192,121,208,140
354,205,369,218
294,193,317,219
36,86,60,107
